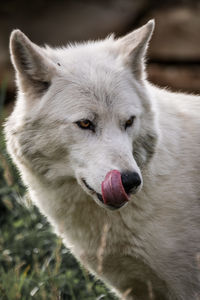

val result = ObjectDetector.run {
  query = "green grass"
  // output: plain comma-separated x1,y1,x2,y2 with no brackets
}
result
0,84,116,300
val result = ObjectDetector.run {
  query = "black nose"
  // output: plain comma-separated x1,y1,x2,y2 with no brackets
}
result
121,171,141,194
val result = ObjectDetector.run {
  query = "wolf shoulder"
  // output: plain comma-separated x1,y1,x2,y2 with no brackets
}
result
147,84,200,177
151,84,200,118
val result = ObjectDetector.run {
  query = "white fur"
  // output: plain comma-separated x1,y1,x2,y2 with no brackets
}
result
5,21,200,299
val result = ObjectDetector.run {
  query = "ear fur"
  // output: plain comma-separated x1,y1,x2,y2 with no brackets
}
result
10,30,56,96
116,20,155,80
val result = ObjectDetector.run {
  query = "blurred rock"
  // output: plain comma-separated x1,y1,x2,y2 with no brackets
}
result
146,5,200,61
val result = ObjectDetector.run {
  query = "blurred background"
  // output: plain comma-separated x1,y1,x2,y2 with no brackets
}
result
0,0,199,299
1,0,200,105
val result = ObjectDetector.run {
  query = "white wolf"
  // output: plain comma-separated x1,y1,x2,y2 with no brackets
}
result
5,20,200,299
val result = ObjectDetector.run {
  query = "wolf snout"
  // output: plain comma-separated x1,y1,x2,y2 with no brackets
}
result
101,170,142,209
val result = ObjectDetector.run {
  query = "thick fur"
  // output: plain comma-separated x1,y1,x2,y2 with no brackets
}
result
5,21,200,299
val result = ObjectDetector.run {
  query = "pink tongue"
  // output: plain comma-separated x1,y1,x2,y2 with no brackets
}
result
101,170,129,208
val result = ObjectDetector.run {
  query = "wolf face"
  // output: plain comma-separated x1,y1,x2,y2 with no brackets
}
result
6,20,158,210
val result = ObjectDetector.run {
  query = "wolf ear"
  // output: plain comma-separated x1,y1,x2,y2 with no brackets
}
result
116,20,154,80
10,30,56,96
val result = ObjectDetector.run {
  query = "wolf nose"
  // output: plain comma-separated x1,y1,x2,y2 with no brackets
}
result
121,171,141,194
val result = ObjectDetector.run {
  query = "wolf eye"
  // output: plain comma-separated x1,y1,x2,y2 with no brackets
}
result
125,116,135,129
76,119,95,131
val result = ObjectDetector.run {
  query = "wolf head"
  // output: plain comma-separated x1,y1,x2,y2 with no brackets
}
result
6,20,158,210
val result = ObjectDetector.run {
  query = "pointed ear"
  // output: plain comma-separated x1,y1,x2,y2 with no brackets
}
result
116,20,155,80
10,30,56,96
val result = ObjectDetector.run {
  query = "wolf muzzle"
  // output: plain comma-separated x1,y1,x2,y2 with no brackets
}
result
101,170,141,209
